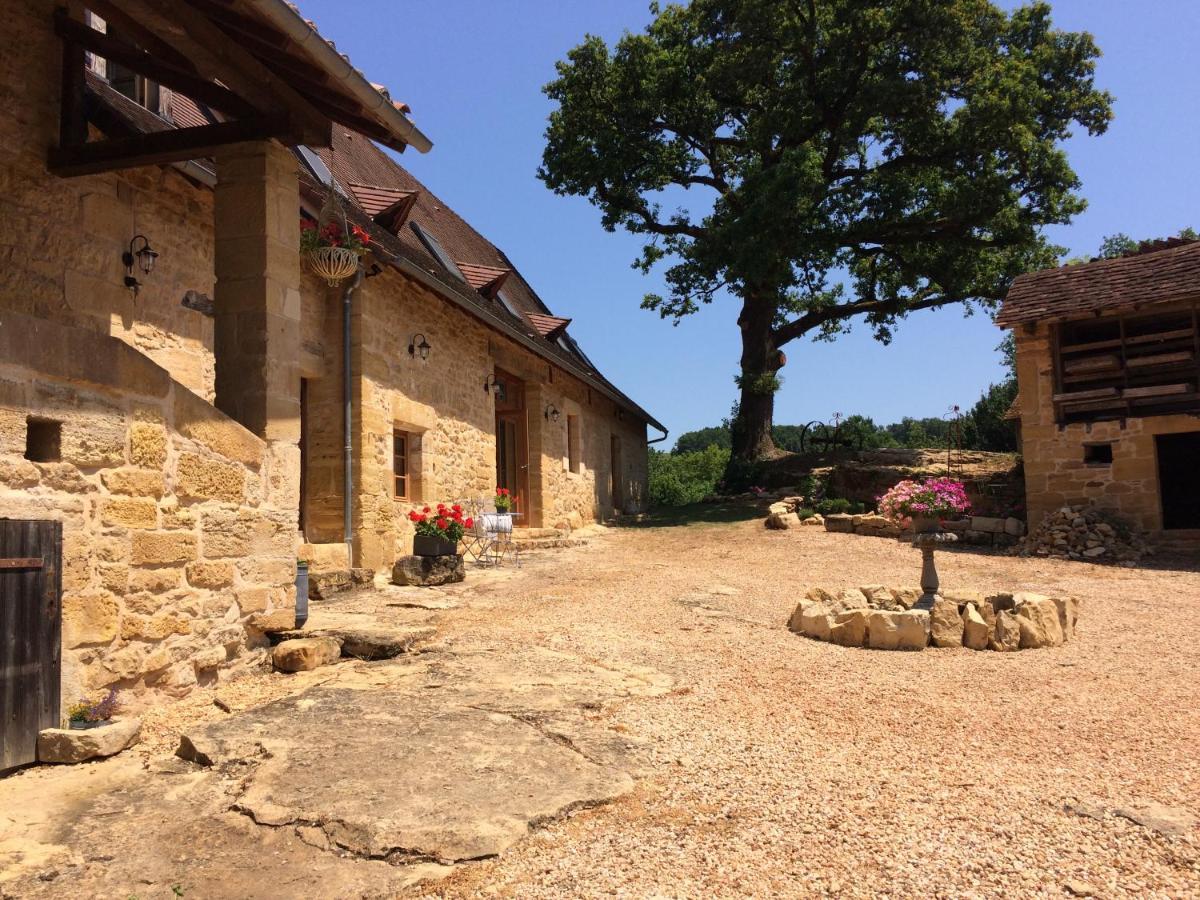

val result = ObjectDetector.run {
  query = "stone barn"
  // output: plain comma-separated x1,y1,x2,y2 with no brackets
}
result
998,239,1200,538
0,0,661,710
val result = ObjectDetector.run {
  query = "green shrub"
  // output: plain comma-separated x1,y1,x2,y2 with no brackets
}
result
648,445,730,507
795,507,816,520
815,497,864,515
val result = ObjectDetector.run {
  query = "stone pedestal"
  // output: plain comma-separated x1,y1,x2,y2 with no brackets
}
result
393,554,465,587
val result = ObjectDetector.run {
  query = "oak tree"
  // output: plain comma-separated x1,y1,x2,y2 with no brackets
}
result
539,0,1111,471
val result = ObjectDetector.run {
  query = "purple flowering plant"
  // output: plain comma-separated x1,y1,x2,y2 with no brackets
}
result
66,687,120,724
877,478,970,524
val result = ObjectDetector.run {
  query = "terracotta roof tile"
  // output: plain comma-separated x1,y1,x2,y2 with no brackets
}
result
527,313,572,340
997,240,1200,327
457,262,510,296
346,182,415,218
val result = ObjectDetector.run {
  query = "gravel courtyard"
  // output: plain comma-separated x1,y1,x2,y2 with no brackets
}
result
2,506,1198,898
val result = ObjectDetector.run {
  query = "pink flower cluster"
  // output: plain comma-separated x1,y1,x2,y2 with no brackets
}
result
877,477,970,524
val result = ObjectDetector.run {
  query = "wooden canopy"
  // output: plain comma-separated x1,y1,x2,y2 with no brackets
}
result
50,0,431,177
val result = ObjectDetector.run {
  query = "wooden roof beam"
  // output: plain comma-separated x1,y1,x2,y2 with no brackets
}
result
48,115,294,176
119,0,331,146
55,9,258,118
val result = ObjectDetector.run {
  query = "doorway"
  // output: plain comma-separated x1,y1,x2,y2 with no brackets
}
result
610,434,623,514
1156,432,1200,529
1,519,62,772
494,369,529,519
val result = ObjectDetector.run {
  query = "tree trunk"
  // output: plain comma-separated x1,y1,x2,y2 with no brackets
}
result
727,294,781,476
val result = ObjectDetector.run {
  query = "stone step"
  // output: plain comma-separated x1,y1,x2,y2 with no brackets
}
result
509,536,588,552
511,527,564,539
308,567,374,601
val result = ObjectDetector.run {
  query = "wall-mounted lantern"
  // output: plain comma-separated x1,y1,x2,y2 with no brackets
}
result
544,403,561,423
484,373,502,397
407,333,431,362
123,234,158,294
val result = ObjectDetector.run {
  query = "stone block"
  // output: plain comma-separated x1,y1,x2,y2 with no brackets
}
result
787,599,813,633
930,597,965,648
798,604,833,641
824,513,854,533
962,604,989,651
867,611,902,650
765,512,800,530
62,590,119,648
1004,517,1026,537
248,608,297,633
392,554,465,587
895,610,930,650
237,587,270,614
1052,596,1081,642
829,610,869,647
1016,597,1065,649
132,531,198,565
129,422,168,468
990,610,1021,652
100,497,158,529
101,468,165,498
272,637,342,672
186,560,235,589
176,451,246,503
38,718,141,764
128,568,181,594
121,612,190,641
831,588,869,613
192,645,228,671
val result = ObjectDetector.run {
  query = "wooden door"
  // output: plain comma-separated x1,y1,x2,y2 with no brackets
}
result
610,434,624,514
0,519,62,772
494,370,529,518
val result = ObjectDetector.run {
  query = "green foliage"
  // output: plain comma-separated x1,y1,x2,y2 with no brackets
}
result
795,507,817,520
1098,232,1139,259
815,497,865,516
541,0,1111,463
648,445,730,506
673,425,733,454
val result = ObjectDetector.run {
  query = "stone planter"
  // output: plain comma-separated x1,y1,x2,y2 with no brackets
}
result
910,514,941,535
40,718,141,763
68,719,106,731
413,534,459,557
393,554,465,587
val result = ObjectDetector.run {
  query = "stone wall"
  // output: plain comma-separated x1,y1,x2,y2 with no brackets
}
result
320,269,649,571
0,314,297,710
0,0,217,400
1014,321,1197,533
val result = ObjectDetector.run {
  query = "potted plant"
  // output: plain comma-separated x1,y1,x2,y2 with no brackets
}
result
877,478,971,533
300,214,371,286
408,503,472,556
66,688,119,730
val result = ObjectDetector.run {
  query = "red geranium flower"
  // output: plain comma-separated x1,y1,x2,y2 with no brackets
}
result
464,518,474,529
436,517,449,530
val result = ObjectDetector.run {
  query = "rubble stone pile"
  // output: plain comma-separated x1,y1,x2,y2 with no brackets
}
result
1017,504,1149,564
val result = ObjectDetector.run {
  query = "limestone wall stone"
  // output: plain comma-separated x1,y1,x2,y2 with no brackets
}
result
1013,321,1196,533
0,0,217,401
304,269,650,571
0,314,296,710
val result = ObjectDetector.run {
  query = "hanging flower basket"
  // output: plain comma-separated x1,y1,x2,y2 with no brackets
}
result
304,245,361,285
300,190,372,286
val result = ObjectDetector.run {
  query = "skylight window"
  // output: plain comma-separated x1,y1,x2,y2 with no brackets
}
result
410,222,467,282
496,289,523,319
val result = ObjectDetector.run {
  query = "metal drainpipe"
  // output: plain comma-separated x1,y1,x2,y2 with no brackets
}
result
342,267,365,554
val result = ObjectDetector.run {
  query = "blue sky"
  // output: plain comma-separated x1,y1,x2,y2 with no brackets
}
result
303,0,1200,445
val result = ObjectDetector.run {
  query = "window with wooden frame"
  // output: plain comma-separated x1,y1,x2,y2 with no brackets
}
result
393,430,410,499
1051,305,1200,425
567,415,581,474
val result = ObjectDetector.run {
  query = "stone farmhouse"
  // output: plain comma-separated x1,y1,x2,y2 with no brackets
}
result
0,0,661,710
999,238,1200,536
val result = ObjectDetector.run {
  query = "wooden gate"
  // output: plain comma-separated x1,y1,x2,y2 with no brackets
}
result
0,519,62,772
